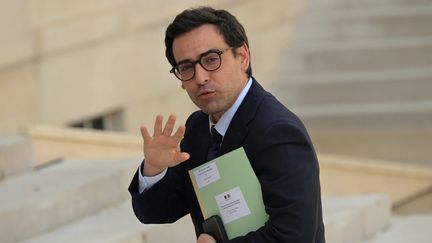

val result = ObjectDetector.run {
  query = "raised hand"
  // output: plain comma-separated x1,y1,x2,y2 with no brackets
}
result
140,114,190,176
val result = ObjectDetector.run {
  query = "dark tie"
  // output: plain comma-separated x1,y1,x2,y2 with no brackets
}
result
207,126,223,161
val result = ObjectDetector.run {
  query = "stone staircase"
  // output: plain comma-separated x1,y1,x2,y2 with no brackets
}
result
0,133,432,243
0,145,197,243
364,214,432,243
269,0,432,164
20,202,196,243
271,0,432,126
0,137,430,242
0,134,196,243
0,155,138,242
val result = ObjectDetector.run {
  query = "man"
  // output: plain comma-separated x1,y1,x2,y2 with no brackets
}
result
129,7,325,243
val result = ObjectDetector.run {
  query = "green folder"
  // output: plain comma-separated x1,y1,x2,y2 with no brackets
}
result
188,147,268,239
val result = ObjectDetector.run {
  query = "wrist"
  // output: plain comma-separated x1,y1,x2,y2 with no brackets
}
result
141,160,166,177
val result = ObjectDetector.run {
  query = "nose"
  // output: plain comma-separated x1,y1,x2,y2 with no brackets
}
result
193,62,210,85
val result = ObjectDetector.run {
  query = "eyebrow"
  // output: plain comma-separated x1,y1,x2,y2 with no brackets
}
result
176,48,221,65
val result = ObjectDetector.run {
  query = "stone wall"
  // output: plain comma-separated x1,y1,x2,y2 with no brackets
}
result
0,0,306,134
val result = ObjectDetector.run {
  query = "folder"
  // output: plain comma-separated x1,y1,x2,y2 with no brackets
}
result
188,147,268,239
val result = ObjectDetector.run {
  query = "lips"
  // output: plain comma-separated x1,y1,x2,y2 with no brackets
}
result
197,88,216,98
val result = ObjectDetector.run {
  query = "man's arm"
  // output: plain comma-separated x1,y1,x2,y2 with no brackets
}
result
128,114,191,224
129,165,190,224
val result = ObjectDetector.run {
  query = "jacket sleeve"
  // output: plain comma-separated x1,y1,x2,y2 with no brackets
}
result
128,164,190,224
128,112,201,225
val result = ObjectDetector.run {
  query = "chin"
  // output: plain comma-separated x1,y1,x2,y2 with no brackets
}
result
196,102,224,117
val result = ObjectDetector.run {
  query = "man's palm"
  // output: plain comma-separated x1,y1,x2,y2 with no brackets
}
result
140,114,190,175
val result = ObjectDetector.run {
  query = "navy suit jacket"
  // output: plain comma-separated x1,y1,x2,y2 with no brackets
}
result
129,79,325,242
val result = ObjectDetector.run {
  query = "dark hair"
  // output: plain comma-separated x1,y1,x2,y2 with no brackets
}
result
165,7,252,78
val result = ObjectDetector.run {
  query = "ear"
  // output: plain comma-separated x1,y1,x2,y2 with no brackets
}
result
237,43,250,71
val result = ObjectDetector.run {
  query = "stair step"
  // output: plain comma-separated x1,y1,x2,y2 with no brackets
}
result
323,194,391,243
296,6,432,41
0,158,139,243
287,100,432,127
22,195,392,243
310,127,432,166
282,36,432,74
364,214,432,243
21,201,196,243
0,136,34,181
271,68,432,106
309,0,432,10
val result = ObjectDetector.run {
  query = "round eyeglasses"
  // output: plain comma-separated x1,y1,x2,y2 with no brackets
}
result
170,47,232,81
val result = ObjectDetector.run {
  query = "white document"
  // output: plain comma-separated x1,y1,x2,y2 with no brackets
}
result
215,187,251,224
193,162,221,189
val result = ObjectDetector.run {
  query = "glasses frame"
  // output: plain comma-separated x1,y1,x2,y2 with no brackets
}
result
170,47,233,81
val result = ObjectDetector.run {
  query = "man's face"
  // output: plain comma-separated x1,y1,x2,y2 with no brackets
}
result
172,24,250,122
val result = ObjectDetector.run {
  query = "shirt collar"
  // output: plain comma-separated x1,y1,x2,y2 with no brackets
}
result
209,77,253,136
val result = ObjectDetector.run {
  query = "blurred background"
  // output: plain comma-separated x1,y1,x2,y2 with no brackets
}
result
0,0,431,242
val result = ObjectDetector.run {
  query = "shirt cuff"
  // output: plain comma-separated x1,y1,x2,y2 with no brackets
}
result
138,161,168,193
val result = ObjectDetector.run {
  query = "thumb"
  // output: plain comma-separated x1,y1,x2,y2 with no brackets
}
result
174,152,190,164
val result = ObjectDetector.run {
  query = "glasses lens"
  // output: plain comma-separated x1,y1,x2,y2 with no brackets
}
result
176,63,194,81
201,52,221,71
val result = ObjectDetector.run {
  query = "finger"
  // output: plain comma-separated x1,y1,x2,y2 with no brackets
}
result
140,126,151,140
163,113,176,136
172,124,186,142
153,114,163,136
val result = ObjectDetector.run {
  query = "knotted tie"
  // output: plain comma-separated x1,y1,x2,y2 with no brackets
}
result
207,126,223,161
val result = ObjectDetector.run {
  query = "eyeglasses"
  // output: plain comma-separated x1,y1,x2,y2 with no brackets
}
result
170,47,233,81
